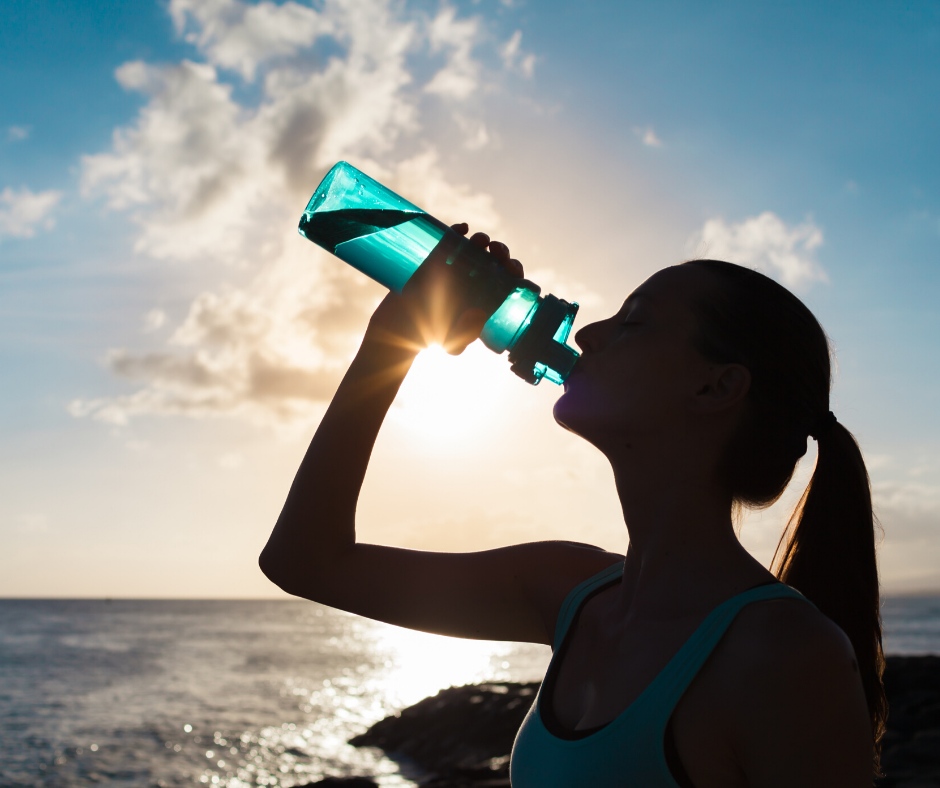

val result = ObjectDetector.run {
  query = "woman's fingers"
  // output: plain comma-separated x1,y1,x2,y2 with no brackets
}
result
444,308,489,356
452,225,522,274
489,241,509,261
469,231,490,249
488,241,524,277
484,240,524,278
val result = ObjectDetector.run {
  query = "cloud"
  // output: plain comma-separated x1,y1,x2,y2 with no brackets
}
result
687,211,827,289
523,266,604,313
424,4,481,99
82,0,421,265
0,186,62,242
73,0,513,426
453,114,490,150
143,308,167,332
874,482,940,592
633,126,663,147
7,125,31,142
169,0,333,82
500,30,535,78
874,479,940,518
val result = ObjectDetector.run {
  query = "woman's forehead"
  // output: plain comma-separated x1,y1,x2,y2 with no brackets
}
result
623,265,711,309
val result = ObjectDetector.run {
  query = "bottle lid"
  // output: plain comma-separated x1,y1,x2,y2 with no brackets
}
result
508,295,579,385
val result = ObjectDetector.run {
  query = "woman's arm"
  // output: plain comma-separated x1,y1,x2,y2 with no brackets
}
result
260,228,622,644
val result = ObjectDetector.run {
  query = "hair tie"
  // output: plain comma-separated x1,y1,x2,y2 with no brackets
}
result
809,410,837,441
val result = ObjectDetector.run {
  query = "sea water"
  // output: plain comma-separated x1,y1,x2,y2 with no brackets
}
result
0,599,551,788
1,596,936,788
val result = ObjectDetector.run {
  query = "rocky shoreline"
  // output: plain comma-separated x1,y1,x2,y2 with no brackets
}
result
302,655,940,787
877,656,940,787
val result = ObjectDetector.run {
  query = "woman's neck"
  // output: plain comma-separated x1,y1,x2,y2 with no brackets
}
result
610,455,774,623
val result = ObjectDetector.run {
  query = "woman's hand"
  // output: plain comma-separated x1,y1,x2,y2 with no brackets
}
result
365,223,524,356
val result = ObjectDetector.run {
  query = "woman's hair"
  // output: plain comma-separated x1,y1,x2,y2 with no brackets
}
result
684,259,886,775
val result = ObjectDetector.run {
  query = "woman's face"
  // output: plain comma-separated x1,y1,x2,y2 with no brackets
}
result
553,264,717,454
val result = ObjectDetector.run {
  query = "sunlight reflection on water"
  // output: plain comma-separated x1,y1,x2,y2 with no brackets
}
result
359,620,516,707
182,611,550,787
0,600,551,788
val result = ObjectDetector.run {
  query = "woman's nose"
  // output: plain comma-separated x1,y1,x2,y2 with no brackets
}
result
574,321,604,354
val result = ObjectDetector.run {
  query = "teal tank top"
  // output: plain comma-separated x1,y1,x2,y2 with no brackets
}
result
510,562,814,787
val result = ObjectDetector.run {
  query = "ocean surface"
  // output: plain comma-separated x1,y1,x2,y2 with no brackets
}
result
1,595,937,788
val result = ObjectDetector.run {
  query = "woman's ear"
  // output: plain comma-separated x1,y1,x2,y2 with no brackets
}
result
693,363,751,413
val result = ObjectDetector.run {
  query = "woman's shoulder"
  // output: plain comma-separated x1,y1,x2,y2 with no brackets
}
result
677,592,872,785
717,594,869,751
725,591,857,672
711,592,861,714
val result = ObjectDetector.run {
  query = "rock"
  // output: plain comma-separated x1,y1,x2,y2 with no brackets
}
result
877,656,940,787
350,682,538,784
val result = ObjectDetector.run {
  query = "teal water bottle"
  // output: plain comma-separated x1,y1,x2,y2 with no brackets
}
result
298,161,579,385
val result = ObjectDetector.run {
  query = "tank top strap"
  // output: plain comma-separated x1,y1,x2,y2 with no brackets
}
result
642,582,816,726
552,562,624,651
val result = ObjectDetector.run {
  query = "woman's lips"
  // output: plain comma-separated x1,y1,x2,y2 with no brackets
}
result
563,362,583,392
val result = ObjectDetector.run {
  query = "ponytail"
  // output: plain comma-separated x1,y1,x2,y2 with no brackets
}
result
684,259,886,777
772,422,887,773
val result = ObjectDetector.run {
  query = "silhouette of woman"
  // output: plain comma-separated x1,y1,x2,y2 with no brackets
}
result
261,225,885,787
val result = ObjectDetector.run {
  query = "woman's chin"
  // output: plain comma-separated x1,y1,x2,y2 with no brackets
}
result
553,386,621,450
553,390,585,434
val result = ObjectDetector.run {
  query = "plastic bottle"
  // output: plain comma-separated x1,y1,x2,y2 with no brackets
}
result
298,161,579,385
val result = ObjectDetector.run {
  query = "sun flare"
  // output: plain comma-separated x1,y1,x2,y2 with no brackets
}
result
389,343,510,444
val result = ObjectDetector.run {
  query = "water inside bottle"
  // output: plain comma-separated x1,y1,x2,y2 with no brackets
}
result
299,208,448,294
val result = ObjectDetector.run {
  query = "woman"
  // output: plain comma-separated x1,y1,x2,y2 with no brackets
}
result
260,225,886,787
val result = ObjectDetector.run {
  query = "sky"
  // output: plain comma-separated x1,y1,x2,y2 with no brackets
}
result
1,0,938,598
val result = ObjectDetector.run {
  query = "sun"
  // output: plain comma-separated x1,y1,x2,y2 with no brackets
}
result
388,342,509,444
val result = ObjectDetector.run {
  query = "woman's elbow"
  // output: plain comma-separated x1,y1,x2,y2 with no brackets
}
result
259,545,333,600
258,546,297,593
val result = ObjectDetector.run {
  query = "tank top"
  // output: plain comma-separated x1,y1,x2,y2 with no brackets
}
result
509,562,814,787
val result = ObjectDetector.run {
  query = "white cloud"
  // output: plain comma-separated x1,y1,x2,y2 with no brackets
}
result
82,0,418,266
454,114,490,150
874,479,940,516
633,126,663,147
523,266,604,313
143,308,167,332
169,0,333,81
873,478,940,591
7,125,31,142
500,30,535,77
424,4,481,99
0,186,62,242
687,211,827,289
73,0,515,426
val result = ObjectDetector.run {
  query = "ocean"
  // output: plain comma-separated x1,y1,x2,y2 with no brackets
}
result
1,595,937,788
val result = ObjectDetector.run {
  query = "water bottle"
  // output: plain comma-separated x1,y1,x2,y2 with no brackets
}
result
298,161,579,385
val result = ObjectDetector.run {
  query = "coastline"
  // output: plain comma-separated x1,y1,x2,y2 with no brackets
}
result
324,655,940,788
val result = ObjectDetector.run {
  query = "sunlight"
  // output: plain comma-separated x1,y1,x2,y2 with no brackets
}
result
388,342,508,444
368,624,514,708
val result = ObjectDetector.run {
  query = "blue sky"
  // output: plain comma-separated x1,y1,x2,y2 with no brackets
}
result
1,0,938,597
